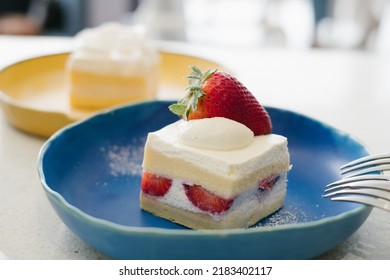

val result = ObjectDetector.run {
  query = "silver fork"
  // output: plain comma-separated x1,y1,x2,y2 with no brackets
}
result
340,153,390,178
323,154,390,212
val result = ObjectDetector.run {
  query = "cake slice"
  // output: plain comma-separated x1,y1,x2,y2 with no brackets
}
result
140,66,290,229
66,22,159,109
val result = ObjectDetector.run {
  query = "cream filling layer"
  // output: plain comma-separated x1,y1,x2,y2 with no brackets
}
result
142,173,287,221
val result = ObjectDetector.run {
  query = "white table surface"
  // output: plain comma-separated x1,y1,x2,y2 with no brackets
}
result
0,35,389,260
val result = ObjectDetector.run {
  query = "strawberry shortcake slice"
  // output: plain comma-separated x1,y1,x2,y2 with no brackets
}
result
67,22,159,109
139,66,290,229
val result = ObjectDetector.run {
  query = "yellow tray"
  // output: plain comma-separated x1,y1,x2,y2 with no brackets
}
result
0,52,225,137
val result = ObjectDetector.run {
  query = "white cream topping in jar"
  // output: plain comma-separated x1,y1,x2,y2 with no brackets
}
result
177,117,254,151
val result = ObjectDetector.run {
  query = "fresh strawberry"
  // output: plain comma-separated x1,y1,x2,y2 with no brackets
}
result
258,174,280,190
184,184,234,214
169,66,272,135
141,172,172,197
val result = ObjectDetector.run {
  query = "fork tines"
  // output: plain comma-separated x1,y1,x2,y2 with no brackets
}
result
323,179,390,211
323,188,390,201
326,174,390,188
325,177,390,193
324,174,390,200
340,154,390,177
324,154,390,212
328,194,390,211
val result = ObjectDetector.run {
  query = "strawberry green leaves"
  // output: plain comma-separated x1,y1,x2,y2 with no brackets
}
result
169,66,216,119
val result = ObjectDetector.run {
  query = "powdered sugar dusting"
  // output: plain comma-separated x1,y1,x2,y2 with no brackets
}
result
101,136,146,177
256,204,309,227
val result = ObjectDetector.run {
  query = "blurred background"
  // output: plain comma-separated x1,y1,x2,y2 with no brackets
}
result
1,0,390,53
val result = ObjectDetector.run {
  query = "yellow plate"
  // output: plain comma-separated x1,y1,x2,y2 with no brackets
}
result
0,52,226,138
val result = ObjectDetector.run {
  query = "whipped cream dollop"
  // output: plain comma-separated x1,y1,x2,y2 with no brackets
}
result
70,22,159,75
177,117,254,151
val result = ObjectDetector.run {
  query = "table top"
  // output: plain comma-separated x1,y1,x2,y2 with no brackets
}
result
0,35,389,260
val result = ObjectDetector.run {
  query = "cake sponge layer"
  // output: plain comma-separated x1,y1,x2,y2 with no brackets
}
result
68,68,158,109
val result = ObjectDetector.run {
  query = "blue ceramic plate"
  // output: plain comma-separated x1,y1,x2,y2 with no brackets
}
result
38,100,372,259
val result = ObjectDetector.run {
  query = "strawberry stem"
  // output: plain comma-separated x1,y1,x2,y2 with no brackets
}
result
168,66,217,119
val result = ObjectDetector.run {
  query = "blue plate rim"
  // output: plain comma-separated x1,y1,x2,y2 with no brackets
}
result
37,100,372,236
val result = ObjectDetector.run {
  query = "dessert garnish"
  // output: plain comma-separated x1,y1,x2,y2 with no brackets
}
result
169,66,272,135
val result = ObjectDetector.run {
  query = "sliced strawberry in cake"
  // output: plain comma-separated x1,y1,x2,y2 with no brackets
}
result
141,172,172,197
184,184,234,215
